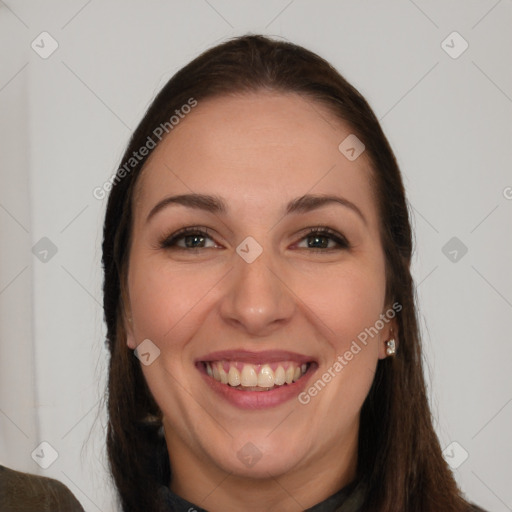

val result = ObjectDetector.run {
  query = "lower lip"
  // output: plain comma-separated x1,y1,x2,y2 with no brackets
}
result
197,363,317,410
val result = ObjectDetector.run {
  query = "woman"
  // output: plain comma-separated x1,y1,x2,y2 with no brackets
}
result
102,35,488,511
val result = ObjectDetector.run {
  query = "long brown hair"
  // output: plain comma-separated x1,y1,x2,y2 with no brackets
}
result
102,34,471,511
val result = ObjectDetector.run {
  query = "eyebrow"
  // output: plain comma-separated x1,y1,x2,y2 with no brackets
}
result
146,193,367,225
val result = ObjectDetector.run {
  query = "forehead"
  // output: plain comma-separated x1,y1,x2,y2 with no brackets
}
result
134,92,377,225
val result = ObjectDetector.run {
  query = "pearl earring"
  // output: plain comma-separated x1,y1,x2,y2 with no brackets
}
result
385,338,396,356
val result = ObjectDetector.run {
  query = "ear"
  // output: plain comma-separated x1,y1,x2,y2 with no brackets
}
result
121,285,137,350
124,307,137,350
377,316,399,360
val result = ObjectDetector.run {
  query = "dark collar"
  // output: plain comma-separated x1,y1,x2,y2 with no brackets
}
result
157,479,367,512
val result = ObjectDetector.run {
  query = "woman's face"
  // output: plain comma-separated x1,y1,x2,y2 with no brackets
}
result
125,92,395,492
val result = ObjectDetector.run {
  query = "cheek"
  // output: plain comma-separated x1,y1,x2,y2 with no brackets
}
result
294,262,387,351
296,266,384,420
127,255,221,350
310,260,386,405
291,257,386,413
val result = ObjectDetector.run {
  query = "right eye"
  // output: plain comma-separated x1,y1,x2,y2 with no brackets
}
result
158,227,220,250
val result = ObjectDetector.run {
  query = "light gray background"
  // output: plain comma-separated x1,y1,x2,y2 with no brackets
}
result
1,1,511,511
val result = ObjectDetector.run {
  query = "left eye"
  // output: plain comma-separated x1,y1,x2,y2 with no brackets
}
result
295,229,349,251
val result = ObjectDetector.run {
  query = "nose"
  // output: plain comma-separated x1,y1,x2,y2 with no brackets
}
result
218,247,296,337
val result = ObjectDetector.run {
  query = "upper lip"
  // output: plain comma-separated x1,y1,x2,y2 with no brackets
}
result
196,350,315,365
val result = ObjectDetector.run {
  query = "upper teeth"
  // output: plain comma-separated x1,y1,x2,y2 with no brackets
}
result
205,361,308,389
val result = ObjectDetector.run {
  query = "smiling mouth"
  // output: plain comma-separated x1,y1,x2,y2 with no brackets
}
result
201,360,312,391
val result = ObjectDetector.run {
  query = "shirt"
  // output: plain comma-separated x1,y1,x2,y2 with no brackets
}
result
157,479,367,512
156,479,490,512
0,464,85,512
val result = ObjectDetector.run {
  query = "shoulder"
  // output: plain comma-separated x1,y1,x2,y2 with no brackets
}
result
0,465,85,512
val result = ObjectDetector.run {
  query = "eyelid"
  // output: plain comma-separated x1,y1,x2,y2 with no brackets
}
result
293,226,350,250
156,226,220,250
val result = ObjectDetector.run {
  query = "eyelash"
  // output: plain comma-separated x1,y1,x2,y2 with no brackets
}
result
157,226,350,252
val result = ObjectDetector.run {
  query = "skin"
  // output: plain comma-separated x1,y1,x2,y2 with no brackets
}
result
125,92,397,511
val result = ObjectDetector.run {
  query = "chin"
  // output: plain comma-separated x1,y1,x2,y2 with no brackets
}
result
206,434,311,480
